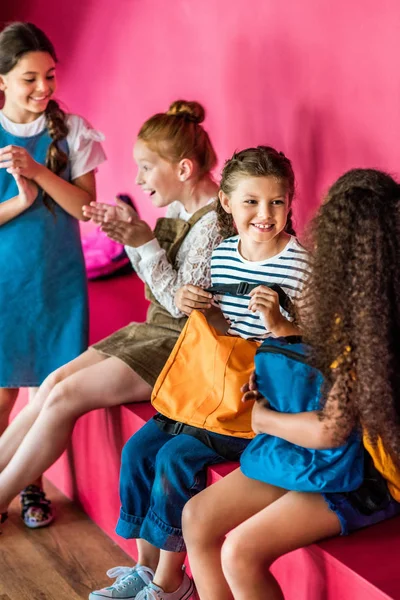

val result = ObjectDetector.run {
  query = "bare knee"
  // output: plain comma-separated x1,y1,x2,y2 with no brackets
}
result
182,497,195,543
30,368,68,412
43,366,70,393
221,532,268,582
42,379,77,417
183,494,220,550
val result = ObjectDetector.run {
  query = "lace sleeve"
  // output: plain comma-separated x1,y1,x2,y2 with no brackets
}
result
126,210,223,317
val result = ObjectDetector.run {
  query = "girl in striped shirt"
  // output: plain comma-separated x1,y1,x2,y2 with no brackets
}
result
90,146,310,600
178,145,311,341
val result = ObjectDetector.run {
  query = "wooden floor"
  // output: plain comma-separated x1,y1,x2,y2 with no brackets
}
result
0,481,134,600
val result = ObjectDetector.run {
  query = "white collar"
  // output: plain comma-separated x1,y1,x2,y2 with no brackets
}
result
0,111,47,137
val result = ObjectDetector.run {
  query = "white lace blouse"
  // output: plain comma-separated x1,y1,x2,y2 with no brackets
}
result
0,111,106,179
125,200,222,318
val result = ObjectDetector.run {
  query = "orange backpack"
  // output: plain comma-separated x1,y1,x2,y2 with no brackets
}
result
151,310,259,438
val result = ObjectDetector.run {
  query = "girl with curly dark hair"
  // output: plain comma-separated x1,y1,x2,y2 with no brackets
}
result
183,168,400,600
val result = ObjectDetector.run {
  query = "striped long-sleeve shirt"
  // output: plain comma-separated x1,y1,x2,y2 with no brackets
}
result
210,235,311,340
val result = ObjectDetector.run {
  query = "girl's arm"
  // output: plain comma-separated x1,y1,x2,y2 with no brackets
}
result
125,209,223,318
0,134,101,221
250,379,355,450
0,174,38,226
33,166,95,221
0,196,31,225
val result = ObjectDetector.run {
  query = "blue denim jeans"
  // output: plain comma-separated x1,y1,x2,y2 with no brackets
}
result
116,417,250,551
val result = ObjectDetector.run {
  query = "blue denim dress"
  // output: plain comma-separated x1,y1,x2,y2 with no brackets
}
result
0,124,88,386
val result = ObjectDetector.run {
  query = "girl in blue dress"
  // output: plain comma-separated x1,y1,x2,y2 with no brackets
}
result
0,22,105,527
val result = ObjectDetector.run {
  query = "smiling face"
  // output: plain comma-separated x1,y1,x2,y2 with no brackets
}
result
219,175,290,260
0,51,56,123
133,138,185,208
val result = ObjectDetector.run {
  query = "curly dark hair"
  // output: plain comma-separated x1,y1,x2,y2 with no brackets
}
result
304,168,400,464
216,146,296,239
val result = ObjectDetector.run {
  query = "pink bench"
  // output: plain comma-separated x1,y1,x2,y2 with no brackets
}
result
12,273,400,599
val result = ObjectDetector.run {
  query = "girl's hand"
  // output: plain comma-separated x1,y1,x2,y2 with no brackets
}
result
248,285,287,336
0,145,41,179
101,218,154,247
241,371,263,403
175,285,213,316
251,398,271,434
82,198,137,224
13,173,39,209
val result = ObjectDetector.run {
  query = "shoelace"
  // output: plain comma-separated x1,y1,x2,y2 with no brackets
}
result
105,565,154,591
135,586,160,600
106,566,136,584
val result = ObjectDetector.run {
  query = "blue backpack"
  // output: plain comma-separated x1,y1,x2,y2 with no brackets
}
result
240,336,364,493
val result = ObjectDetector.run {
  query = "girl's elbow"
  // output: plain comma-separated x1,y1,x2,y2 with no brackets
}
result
315,428,347,450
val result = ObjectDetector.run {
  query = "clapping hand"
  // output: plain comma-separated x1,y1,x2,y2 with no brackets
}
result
82,197,137,224
0,145,41,179
101,218,154,248
13,172,39,209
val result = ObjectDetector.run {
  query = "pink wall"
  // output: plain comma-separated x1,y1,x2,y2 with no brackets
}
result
2,1,400,231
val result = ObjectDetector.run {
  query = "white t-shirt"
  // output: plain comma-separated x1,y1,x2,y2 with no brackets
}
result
0,111,106,180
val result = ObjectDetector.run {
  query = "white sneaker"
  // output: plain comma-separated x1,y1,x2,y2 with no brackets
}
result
135,571,194,600
89,565,155,599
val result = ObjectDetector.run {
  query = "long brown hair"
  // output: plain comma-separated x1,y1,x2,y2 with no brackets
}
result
138,100,217,177
0,22,69,212
216,146,296,239
304,168,400,463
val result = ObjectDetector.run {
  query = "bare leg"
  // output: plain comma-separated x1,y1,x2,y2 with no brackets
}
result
20,387,55,529
0,388,19,435
221,491,341,600
0,354,152,512
183,468,286,600
27,388,43,489
152,550,187,593
0,349,107,472
137,539,160,573
183,468,340,600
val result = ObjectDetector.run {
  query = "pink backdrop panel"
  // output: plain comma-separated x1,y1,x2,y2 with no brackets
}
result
2,0,400,233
